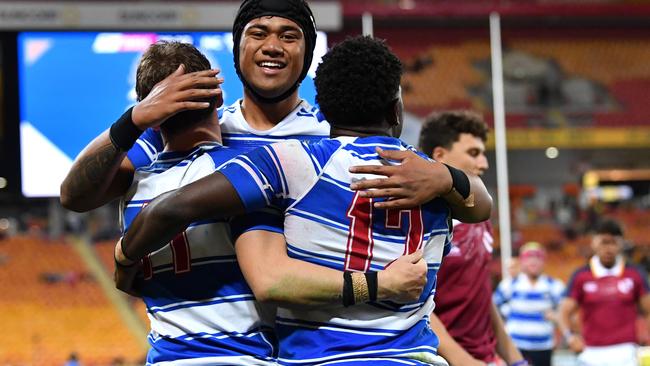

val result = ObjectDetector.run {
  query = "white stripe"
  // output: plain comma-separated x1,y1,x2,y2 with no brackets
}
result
278,346,438,364
232,159,271,206
148,298,273,338
149,293,253,312
150,355,275,365
276,319,399,337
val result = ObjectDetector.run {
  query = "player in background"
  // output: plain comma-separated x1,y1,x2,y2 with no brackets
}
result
114,35,480,366
559,219,650,366
344,111,527,366
119,40,432,365
494,242,565,366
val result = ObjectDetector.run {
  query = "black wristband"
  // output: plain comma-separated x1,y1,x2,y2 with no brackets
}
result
109,107,143,151
365,272,378,302
342,271,355,307
442,163,471,199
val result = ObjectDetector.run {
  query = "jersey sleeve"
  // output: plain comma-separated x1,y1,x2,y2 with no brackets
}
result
127,128,164,169
632,266,650,300
565,268,584,303
219,140,318,213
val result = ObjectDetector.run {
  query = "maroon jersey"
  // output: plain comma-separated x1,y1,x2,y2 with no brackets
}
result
434,220,497,362
567,258,649,346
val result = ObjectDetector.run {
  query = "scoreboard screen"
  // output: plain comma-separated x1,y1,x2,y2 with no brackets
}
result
18,31,327,197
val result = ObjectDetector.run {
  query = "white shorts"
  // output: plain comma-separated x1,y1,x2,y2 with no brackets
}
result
577,342,638,366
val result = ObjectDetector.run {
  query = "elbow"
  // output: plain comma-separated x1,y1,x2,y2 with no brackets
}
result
59,185,90,212
248,278,276,304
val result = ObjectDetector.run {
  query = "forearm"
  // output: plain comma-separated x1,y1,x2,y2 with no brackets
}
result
60,130,131,211
490,302,523,364
446,174,492,223
121,172,245,261
121,190,194,260
557,299,575,337
429,313,482,365
237,230,424,308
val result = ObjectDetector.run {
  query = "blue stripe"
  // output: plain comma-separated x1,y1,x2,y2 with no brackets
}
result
140,261,253,308
276,318,438,365
267,146,289,197
510,334,553,343
511,291,550,301
507,312,546,322
147,328,276,364
300,141,322,174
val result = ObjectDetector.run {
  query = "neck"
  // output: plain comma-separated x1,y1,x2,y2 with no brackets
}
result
241,90,301,131
330,125,393,139
598,256,618,269
526,273,540,283
162,122,222,152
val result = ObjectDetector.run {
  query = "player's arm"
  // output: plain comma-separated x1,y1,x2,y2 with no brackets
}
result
490,301,526,365
429,313,487,366
349,148,492,223
558,297,584,353
640,294,650,330
235,230,427,308
116,170,245,268
60,65,223,212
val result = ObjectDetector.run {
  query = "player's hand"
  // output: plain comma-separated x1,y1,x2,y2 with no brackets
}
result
378,250,427,302
349,148,452,210
567,334,585,353
113,238,141,297
132,64,224,129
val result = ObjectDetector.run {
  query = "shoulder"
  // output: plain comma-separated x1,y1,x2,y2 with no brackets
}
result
567,265,591,286
625,264,649,280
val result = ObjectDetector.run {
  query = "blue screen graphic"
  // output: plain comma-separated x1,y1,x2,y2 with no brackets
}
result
18,31,326,197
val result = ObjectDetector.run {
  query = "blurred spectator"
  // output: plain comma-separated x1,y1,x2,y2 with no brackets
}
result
64,352,80,366
494,242,565,366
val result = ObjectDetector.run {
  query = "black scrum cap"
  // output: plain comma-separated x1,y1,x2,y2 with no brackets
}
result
232,0,317,103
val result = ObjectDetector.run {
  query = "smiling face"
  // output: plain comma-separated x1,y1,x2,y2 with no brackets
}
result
238,16,305,99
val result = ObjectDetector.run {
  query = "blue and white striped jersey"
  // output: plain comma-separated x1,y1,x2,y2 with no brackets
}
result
127,99,330,169
220,136,452,365
121,143,278,365
493,273,565,351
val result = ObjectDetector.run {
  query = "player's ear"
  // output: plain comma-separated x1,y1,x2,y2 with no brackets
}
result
433,146,447,161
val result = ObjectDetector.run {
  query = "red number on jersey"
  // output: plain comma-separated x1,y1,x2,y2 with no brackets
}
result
141,231,192,279
344,192,423,271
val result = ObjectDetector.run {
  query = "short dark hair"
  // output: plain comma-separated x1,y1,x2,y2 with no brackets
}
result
418,110,488,157
594,219,624,237
136,41,215,134
314,36,403,127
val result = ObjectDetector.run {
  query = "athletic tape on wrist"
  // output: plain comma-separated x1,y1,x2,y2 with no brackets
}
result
109,107,142,151
510,360,529,366
442,163,471,199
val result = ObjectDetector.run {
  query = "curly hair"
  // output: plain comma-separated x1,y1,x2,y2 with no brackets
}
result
314,36,403,128
136,41,216,134
418,110,488,157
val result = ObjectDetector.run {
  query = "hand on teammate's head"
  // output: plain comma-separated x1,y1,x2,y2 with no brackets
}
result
132,65,224,130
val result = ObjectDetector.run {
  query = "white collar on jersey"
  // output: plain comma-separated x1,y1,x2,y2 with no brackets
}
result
590,255,625,278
